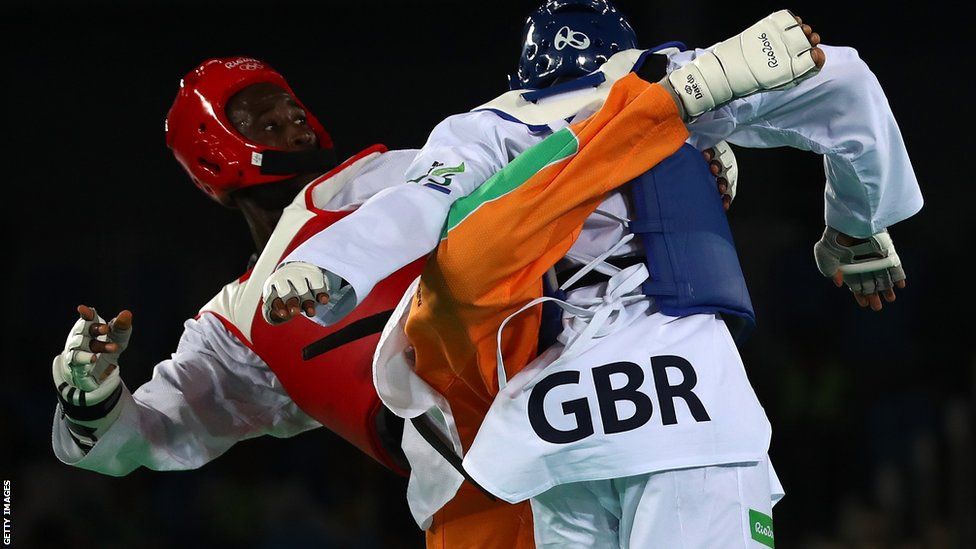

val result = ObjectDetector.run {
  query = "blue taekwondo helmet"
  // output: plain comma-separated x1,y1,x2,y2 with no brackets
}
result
510,0,638,90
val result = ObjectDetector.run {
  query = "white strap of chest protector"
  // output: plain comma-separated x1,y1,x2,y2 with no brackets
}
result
495,232,650,391
559,208,635,282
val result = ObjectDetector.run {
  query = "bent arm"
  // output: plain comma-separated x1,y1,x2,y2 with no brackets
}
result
280,111,540,311
682,44,923,237
52,314,318,476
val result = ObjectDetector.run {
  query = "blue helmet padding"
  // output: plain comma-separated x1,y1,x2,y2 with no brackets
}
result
511,0,638,90
510,41,689,107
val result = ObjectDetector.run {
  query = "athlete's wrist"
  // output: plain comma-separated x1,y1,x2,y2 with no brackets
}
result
57,382,126,451
834,231,870,247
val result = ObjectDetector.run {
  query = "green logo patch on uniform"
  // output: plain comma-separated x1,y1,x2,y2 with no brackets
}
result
749,509,774,548
408,161,466,186
440,127,579,238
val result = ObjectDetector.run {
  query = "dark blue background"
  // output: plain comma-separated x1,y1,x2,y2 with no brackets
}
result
3,1,969,547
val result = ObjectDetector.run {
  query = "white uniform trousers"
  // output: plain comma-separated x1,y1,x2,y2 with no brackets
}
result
531,457,781,548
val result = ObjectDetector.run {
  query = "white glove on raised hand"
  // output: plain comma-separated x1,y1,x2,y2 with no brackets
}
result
52,306,131,405
261,261,333,325
814,227,907,311
668,10,821,118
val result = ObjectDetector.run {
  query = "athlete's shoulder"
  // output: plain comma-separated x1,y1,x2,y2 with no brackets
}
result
300,146,418,211
321,148,421,210
472,49,643,128
424,110,532,150
299,145,389,209
472,45,688,129
359,148,420,178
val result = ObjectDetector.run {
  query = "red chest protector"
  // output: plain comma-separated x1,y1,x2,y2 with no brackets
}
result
202,146,424,474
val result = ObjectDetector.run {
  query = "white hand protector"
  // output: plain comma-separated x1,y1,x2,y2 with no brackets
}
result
712,140,738,203
261,261,331,324
814,227,906,294
667,10,820,118
52,308,129,406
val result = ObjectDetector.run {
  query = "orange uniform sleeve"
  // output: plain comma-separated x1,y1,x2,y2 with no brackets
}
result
406,75,688,447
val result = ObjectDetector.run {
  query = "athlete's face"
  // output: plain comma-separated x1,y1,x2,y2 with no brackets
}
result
226,83,318,151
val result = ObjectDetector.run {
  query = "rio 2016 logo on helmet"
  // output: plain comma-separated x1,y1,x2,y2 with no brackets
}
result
165,57,334,204
511,0,638,90
554,26,592,51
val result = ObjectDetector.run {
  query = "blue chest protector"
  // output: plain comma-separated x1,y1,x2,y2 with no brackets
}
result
538,144,756,351
628,144,756,341
512,43,756,346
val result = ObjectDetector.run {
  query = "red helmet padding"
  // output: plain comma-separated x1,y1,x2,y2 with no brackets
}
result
165,57,333,201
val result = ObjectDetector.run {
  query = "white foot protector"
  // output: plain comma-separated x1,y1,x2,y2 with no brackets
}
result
668,10,820,118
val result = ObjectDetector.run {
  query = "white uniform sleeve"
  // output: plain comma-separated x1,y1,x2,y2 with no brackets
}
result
51,314,320,476
282,111,540,307
676,44,923,238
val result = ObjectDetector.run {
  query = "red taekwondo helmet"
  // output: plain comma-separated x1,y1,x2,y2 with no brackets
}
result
165,57,335,203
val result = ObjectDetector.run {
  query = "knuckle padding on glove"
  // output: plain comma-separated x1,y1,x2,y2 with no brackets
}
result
843,274,863,294
782,25,812,55
694,54,731,103
874,270,894,292
859,273,877,295
66,333,87,351
750,32,791,88
273,280,290,299
262,262,332,323
711,141,738,201
285,280,299,302
667,10,818,118
818,227,905,296
769,9,798,29
713,41,758,94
